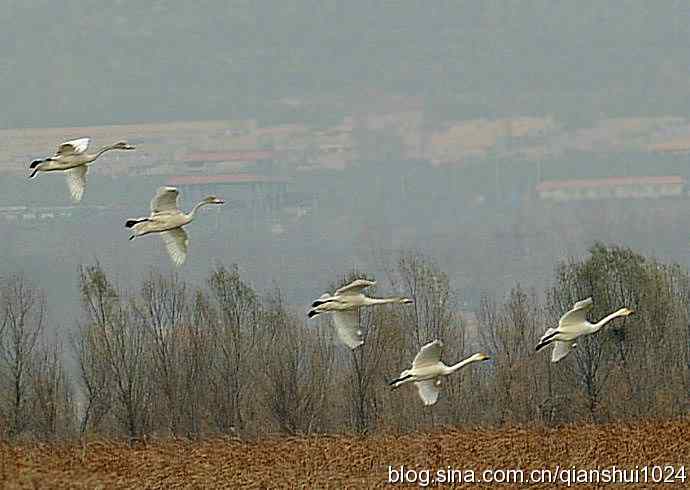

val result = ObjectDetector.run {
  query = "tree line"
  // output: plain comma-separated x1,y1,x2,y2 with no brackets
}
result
0,243,688,442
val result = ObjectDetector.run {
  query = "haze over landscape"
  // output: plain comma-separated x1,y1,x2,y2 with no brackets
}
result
2,2,690,487
2,1,689,323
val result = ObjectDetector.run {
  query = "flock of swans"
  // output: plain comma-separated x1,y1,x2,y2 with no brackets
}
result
27,137,635,406
308,278,632,406
29,138,223,266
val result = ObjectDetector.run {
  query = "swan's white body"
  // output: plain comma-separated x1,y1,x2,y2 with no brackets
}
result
126,186,224,266
308,279,413,349
390,340,490,406
536,297,633,362
29,138,135,202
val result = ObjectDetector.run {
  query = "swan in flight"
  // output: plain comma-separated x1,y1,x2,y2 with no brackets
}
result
536,297,633,362
29,138,135,202
389,340,490,406
125,186,224,266
307,279,413,349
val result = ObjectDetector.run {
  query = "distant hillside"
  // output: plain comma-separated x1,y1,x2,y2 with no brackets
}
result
2,2,689,128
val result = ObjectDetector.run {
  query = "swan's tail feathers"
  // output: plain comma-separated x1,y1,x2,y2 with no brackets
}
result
125,218,149,228
535,338,555,352
307,309,320,319
28,159,45,178
312,299,335,307
311,293,333,308
536,329,559,352
388,373,413,389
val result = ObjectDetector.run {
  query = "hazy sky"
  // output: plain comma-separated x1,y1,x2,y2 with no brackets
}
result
2,1,689,128
2,2,690,330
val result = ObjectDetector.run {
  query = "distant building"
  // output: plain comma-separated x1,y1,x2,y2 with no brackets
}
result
536,176,685,201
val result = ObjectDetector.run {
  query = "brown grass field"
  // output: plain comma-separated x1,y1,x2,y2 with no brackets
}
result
1,419,689,489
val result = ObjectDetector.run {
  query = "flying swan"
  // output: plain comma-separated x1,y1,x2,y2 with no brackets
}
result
536,297,633,362
125,186,224,266
307,279,413,349
29,138,135,202
389,340,490,406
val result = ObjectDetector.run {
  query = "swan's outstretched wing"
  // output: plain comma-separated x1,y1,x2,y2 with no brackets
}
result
551,341,576,363
415,379,441,406
65,165,88,203
559,297,594,330
56,138,90,156
334,279,376,296
331,309,363,349
160,228,188,266
150,187,180,214
413,340,443,368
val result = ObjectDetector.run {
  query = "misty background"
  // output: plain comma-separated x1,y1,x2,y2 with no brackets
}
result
1,1,690,330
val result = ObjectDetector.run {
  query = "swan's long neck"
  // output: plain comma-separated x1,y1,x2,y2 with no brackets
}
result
186,200,211,221
592,308,629,333
94,144,119,159
445,355,483,375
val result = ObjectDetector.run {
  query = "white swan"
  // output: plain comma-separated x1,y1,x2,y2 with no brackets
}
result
29,138,135,202
536,297,633,362
307,279,413,349
389,340,490,406
125,186,224,266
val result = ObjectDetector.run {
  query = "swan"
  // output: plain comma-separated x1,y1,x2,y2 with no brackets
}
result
307,279,413,349
29,138,135,202
389,340,490,406
536,297,633,362
125,186,224,266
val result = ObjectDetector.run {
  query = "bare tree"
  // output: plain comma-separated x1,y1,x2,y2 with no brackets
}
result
0,273,46,437
478,286,546,424
77,263,150,441
258,288,334,434
133,270,188,436
395,252,454,345
172,288,215,438
72,321,113,435
30,339,74,440
206,263,262,435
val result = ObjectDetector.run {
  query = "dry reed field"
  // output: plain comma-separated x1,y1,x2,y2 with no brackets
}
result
1,419,689,489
